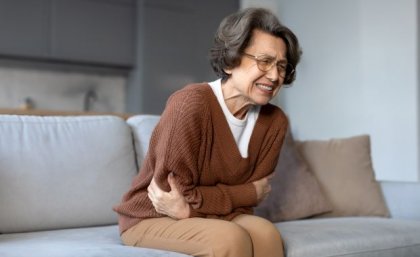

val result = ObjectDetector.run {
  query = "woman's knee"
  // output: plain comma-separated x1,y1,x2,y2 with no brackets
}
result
233,215,284,256
257,218,283,242
210,222,253,257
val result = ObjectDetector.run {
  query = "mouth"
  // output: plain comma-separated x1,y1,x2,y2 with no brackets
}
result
256,83,274,92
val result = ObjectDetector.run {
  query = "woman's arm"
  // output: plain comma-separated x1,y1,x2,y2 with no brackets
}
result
147,172,274,219
147,173,191,219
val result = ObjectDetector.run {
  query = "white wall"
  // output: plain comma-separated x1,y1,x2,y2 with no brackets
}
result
243,0,419,182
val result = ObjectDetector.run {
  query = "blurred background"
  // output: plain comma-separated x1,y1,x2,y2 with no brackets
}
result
0,0,419,182
0,0,237,115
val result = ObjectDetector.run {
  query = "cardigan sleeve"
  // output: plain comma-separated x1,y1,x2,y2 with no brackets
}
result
254,109,288,175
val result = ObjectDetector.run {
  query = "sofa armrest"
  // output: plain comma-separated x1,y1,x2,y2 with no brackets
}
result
380,181,420,220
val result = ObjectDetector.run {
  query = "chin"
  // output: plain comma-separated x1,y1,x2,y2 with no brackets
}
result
254,98,271,106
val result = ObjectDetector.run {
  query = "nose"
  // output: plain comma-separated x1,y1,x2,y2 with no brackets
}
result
265,64,280,82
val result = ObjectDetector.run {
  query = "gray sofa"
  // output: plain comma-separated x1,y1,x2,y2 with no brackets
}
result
0,114,420,257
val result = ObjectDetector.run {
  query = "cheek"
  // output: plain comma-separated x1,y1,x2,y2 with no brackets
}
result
240,62,263,77
247,70,266,83
273,86,282,97
231,65,265,87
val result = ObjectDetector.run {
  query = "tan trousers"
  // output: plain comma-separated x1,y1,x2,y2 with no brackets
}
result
121,214,284,257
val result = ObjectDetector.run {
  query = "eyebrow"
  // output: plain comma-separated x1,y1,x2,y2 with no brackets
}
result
257,54,287,63
256,53,275,58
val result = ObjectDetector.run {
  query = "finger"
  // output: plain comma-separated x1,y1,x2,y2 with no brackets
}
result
148,178,157,194
167,173,180,193
148,193,163,213
147,182,155,195
148,191,155,202
267,173,275,180
149,178,164,197
148,184,163,202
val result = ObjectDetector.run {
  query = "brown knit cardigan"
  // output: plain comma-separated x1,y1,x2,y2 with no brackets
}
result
113,83,288,234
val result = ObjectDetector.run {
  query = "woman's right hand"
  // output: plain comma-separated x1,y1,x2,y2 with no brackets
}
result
147,173,191,219
252,173,274,203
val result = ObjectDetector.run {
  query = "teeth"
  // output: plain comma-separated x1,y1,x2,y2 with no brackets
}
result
257,84,273,91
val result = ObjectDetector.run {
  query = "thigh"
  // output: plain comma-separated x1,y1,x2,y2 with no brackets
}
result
232,214,284,257
121,217,253,257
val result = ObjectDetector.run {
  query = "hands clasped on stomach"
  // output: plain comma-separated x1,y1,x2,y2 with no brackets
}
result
147,173,273,219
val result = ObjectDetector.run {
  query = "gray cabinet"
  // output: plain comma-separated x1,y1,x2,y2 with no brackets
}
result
138,0,239,114
0,0,135,67
0,0,50,58
51,0,135,66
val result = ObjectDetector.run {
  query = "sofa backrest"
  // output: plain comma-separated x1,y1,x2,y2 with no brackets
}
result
127,115,160,169
0,115,138,233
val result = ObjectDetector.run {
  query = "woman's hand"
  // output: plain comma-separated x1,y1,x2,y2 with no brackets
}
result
252,173,274,203
147,173,190,219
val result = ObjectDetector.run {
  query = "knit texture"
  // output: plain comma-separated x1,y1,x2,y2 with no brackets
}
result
113,83,288,234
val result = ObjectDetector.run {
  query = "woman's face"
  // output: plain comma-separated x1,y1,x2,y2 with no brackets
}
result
224,29,288,106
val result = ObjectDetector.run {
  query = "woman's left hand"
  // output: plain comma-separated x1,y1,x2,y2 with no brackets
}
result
147,173,191,219
253,173,274,203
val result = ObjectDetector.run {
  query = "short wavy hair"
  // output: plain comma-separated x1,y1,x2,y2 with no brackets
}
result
209,8,302,85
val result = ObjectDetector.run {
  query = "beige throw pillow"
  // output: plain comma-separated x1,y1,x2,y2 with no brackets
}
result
296,135,389,217
254,129,332,222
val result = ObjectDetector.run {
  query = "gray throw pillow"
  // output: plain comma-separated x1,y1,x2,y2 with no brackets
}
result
254,128,332,222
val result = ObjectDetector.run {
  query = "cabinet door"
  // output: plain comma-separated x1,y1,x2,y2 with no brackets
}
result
51,0,135,66
0,0,50,58
141,0,239,114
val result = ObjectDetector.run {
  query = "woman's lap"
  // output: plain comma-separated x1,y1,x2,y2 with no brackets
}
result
121,215,283,257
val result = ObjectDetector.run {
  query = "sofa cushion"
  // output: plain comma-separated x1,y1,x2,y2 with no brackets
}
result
0,115,138,233
276,217,420,257
255,128,332,221
0,225,190,257
127,115,160,169
296,135,389,218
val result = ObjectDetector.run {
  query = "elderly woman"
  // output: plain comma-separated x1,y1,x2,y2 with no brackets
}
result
114,7,301,257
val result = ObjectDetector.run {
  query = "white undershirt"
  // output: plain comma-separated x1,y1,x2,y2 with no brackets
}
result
209,79,260,158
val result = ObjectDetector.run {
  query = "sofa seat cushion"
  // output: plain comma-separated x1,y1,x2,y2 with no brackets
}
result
277,217,420,257
0,225,190,257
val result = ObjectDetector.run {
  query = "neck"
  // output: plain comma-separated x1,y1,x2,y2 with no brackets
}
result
221,82,254,119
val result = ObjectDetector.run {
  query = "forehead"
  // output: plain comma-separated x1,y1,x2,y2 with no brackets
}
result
247,29,286,58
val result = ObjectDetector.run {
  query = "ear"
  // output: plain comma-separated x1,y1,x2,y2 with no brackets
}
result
223,68,232,75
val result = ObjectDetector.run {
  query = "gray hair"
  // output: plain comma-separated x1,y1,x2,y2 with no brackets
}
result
209,8,302,85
